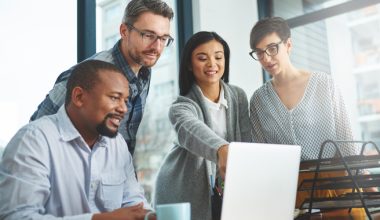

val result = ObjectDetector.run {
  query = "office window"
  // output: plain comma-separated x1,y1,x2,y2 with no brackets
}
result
271,0,351,19
96,0,179,201
105,34,119,49
97,0,124,51
265,0,380,144
290,20,331,74
104,3,121,22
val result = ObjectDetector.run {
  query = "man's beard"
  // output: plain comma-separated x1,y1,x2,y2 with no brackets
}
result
129,49,160,67
96,113,119,138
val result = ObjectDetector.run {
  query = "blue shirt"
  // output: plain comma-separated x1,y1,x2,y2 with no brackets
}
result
30,40,151,156
0,106,150,220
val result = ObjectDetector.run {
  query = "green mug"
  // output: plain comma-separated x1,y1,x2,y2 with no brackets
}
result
144,203,191,220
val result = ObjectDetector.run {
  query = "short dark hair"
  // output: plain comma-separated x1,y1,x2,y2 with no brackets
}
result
122,0,174,25
179,31,230,96
65,60,124,106
250,17,291,49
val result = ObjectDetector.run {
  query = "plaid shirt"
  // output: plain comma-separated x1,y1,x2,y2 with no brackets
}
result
30,40,151,156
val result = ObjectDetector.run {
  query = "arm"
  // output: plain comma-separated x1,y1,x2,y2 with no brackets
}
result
249,94,267,143
169,97,229,163
0,126,92,220
329,78,357,156
236,87,253,142
0,127,151,220
30,69,72,121
217,144,229,180
331,79,353,141
216,86,252,179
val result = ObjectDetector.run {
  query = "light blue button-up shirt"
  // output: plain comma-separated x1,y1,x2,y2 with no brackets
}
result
0,106,150,220
30,40,151,156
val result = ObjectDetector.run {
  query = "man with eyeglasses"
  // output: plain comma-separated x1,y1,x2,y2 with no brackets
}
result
30,0,174,157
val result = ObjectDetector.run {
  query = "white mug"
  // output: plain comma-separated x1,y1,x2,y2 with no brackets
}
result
144,202,191,220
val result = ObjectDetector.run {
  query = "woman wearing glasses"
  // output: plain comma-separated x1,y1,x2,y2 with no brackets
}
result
249,17,365,218
154,31,251,220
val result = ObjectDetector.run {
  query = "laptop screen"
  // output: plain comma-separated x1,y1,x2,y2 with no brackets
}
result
221,142,301,220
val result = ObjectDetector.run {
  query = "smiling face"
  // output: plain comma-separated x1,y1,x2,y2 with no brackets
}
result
191,39,225,89
78,70,129,140
255,32,292,77
120,11,171,72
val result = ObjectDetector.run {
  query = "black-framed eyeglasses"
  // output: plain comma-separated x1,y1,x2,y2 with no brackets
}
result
249,40,283,61
126,23,174,47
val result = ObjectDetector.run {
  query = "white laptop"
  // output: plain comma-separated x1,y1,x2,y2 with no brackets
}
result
221,142,301,220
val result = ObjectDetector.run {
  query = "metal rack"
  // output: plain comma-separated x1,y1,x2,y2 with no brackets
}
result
297,140,380,219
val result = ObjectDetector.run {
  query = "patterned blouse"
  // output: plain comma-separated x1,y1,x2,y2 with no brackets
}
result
250,72,355,161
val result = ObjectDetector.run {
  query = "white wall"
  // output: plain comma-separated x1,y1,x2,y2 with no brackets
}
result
0,1,76,146
192,0,263,97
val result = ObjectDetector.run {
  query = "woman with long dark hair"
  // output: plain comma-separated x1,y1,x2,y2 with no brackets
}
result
154,31,251,220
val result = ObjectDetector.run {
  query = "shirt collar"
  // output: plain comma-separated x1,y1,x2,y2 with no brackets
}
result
218,87,228,108
112,39,151,82
57,106,108,147
196,84,229,109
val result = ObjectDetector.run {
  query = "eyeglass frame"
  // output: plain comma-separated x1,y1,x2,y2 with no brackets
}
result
126,23,174,47
249,40,284,61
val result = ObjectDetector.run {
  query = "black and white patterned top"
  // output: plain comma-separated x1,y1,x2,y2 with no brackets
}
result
250,72,355,161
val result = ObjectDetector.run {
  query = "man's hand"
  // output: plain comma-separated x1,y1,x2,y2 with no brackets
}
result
92,203,154,220
217,144,229,180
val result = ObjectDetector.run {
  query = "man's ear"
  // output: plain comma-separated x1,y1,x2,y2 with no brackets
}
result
71,87,85,107
120,23,129,40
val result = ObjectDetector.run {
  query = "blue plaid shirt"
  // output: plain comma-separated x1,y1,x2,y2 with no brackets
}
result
30,40,151,155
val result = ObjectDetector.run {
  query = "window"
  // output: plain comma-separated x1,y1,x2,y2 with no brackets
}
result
264,0,380,145
97,0,123,51
105,34,119,50
104,3,121,22
272,0,352,19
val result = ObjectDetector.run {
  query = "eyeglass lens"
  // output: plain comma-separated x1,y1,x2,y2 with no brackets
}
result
250,41,282,60
128,24,173,47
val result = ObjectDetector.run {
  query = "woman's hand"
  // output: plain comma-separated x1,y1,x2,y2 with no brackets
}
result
217,144,229,180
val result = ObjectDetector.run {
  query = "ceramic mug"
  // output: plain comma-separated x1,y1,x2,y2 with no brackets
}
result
144,202,191,220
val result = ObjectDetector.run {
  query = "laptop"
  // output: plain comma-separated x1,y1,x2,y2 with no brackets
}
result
221,142,301,220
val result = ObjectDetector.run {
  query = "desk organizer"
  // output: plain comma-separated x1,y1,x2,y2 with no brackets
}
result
298,140,380,220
